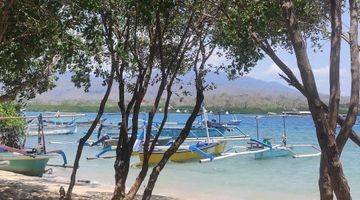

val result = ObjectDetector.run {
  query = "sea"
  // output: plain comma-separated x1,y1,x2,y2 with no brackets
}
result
25,112,360,200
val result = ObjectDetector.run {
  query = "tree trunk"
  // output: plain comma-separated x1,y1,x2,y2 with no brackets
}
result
125,75,167,199
309,104,351,200
328,0,342,130
142,88,204,200
65,68,115,200
111,139,131,200
282,1,352,199
319,155,333,200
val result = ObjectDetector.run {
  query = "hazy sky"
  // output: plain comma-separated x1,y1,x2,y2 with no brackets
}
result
245,9,355,96
242,38,352,96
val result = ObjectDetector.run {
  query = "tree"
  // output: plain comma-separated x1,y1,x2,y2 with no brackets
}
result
214,0,359,199
61,1,247,199
59,1,213,199
0,103,25,148
0,1,71,102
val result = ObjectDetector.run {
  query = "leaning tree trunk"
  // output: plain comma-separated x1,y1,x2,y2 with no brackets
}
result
282,1,352,199
319,154,333,200
112,111,133,200
65,68,115,199
142,88,204,200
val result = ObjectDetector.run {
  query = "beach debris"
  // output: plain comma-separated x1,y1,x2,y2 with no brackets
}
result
59,186,66,199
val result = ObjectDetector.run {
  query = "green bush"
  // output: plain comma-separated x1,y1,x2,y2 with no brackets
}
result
0,103,25,148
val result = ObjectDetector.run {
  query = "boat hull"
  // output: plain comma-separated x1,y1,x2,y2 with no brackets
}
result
103,136,172,148
0,153,50,177
139,141,226,165
27,124,77,136
254,148,290,159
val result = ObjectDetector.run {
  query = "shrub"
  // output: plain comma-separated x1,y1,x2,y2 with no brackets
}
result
0,103,25,148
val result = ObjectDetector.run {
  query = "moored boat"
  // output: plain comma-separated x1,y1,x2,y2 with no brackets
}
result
0,152,53,176
27,123,77,136
102,136,172,148
138,104,227,165
139,141,226,165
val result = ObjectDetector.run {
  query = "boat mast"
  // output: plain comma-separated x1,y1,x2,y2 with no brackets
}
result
282,115,287,146
202,103,210,143
256,116,259,140
37,114,46,153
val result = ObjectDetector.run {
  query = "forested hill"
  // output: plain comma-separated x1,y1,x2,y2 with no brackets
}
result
28,72,310,112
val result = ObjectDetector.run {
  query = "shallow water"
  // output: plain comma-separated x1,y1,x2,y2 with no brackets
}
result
25,113,360,200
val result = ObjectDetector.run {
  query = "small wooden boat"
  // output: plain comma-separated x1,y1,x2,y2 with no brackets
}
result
139,104,227,165
0,152,53,176
0,114,70,176
102,136,172,148
139,141,226,165
27,123,77,136
200,116,321,163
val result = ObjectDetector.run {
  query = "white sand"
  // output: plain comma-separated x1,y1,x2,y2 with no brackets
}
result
0,170,176,200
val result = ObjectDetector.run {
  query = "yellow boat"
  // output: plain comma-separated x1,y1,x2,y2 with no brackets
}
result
139,141,226,165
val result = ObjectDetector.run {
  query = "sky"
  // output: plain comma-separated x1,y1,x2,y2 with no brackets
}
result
243,8,355,97
239,38,352,96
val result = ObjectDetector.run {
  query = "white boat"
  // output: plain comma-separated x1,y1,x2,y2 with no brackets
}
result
200,115,321,163
26,114,80,136
27,123,77,136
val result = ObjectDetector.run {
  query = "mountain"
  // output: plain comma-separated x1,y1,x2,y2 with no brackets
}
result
31,72,306,108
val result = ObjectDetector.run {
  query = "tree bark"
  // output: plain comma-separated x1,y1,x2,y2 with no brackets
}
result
319,155,333,200
125,72,168,199
65,67,115,200
328,0,342,130
282,1,351,199
112,31,156,200
335,0,359,155
142,87,204,200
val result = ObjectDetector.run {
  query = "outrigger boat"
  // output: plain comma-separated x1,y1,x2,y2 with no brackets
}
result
0,114,69,176
27,123,77,136
138,104,227,164
200,115,321,163
89,105,249,161
0,147,55,176
160,123,249,142
26,113,83,136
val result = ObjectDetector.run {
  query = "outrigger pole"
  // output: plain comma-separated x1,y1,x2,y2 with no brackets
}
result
255,116,259,140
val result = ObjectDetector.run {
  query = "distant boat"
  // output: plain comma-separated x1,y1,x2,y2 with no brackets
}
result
26,114,80,136
282,110,311,116
227,115,241,125
27,123,77,136
267,112,277,115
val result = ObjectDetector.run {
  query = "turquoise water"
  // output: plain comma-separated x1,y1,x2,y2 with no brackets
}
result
26,113,360,200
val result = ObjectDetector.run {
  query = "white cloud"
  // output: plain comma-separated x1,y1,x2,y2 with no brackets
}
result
247,62,351,95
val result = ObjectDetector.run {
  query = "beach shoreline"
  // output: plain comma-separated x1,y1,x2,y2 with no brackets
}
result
0,170,177,200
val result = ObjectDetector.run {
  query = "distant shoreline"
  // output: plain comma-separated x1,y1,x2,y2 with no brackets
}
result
26,102,312,114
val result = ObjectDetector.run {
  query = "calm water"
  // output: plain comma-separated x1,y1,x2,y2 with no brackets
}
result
25,113,360,200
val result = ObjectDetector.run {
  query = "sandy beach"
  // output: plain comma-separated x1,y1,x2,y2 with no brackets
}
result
0,170,177,200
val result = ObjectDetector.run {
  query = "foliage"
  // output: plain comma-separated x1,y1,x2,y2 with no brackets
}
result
213,0,328,79
0,103,25,148
0,1,70,101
